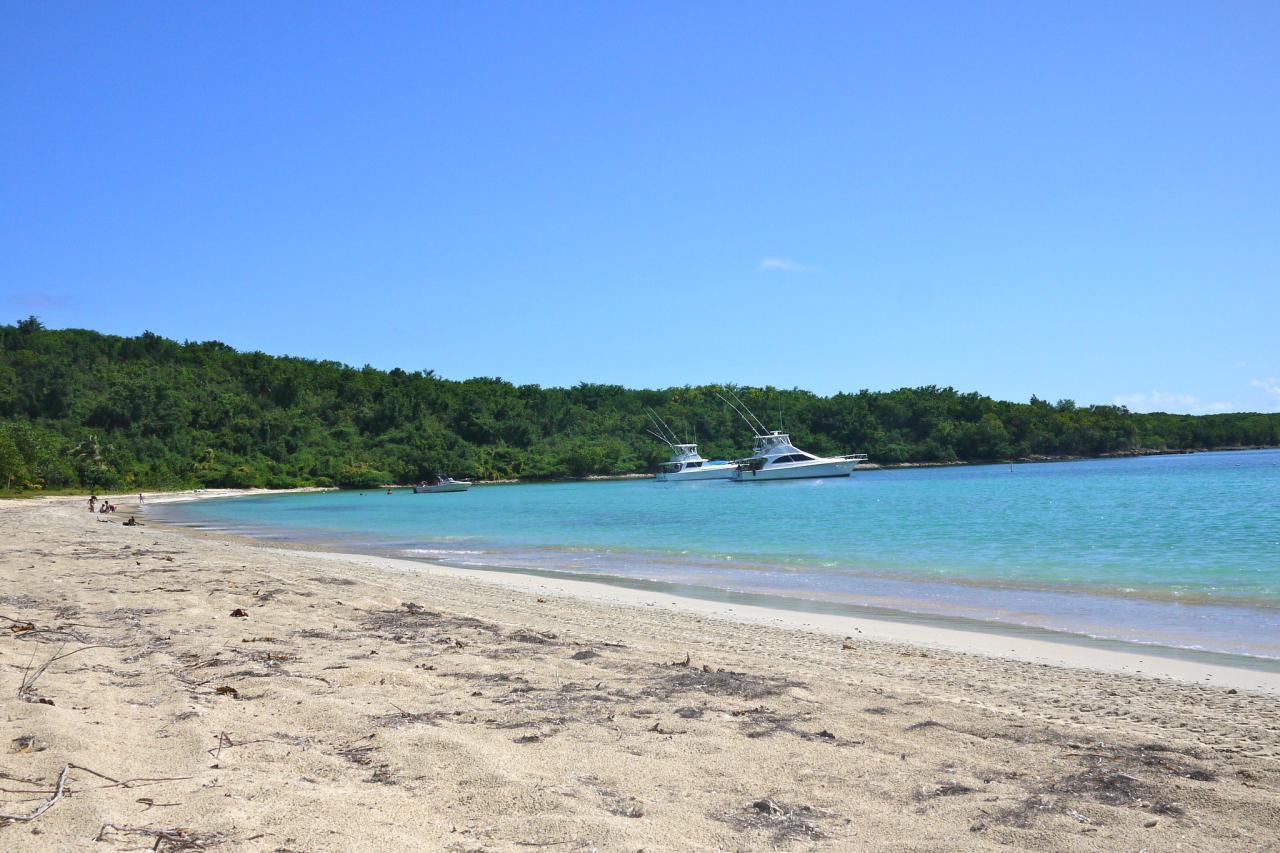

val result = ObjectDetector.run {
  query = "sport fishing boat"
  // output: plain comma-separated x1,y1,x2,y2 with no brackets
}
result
655,444,737,482
646,408,737,482
732,431,867,481
718,391,868,481
413,475,471,494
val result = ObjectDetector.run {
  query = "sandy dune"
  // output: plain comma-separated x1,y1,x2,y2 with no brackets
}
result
2,496,1278,851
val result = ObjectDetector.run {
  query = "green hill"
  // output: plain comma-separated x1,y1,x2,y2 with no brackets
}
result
2,317,1277,491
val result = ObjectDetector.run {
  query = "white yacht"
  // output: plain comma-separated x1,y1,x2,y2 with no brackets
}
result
732,431,868,481
646,409,736,482
413,476,471,493
655,444,737,482
718,391,868,481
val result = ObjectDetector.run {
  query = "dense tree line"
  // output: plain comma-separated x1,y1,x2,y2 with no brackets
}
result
1,317,1277,491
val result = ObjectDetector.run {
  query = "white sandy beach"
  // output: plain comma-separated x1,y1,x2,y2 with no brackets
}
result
2,493,1278,851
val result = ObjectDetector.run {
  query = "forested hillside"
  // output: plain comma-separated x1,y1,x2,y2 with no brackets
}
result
1,317,1277,490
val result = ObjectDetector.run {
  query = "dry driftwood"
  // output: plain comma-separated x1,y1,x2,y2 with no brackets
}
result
0,764,69,823
18,642,112,703
95,823,227,849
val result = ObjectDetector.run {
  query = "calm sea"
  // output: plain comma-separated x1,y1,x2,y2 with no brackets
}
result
152,449,1280,661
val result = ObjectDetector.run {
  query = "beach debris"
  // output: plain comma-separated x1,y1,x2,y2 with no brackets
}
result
570,649,599,660
0,764,69,825
813,729,837,741
984,739,1214,829
229,608,249,618
3,616,36,633
915,782,977,801
95,823,227,850
752,798,785,816
609,798,645,818
645,717,686,732
905,719,944,732
509,629,558,644
365,764,395,785
214,685,239,699
18,642,109,705
11,734,49,753
660,667,798,700
722,797,835,842
136,797,183,811
337,744,379,766
371,707,454,729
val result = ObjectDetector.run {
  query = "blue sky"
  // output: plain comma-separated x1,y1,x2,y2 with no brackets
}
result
3,3,1278,412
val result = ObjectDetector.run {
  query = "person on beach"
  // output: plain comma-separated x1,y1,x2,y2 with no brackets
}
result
139,493,144,506
88,495,98,512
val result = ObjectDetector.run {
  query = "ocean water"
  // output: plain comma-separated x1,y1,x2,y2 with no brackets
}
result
152,449,1280,661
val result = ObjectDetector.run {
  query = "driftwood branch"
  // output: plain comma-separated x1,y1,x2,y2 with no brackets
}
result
95,823,227,849
0,764,69,823
18,643,112,702
67,763,193,790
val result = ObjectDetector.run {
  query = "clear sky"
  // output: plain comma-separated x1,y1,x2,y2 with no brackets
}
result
3,3,1278,412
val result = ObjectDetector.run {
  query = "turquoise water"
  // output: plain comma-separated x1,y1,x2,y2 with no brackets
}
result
154,449,1280,659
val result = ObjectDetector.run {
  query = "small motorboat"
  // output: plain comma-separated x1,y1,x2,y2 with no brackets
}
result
646,408,737,482
413,475,471,494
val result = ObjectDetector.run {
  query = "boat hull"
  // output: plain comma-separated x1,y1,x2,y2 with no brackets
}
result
732,459,858,481
655,464,737,482
413,483,469,493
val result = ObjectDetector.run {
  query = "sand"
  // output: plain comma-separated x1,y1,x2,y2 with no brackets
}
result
2,495,1278,851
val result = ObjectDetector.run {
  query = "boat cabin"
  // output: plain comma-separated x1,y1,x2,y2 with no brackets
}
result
658,444,707,473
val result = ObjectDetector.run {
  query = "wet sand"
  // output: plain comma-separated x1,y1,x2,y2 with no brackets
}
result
2,494,1278,851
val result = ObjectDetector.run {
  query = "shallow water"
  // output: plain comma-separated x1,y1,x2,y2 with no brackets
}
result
153,449,1280,659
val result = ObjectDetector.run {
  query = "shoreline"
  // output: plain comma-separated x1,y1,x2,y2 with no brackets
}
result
2,495,1278,850
142,490,1280,688
152,504,1280,684
276,549,1280,694
147,485,1280,671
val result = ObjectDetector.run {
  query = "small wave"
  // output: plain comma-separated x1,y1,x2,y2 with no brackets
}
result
402,548,485,556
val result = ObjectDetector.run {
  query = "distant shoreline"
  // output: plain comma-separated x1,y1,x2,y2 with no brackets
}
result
465,443,1280,484
6,445,1276,497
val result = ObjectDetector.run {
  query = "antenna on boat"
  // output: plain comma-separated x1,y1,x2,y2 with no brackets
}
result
645,408,681,450
716,389,769,437
733,389,771,435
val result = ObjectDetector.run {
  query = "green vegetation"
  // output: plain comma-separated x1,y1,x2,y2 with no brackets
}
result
2,317,1277,491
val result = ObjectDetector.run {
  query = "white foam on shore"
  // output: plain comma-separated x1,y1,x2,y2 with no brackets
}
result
402,547,486,556
293,547,1280,695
